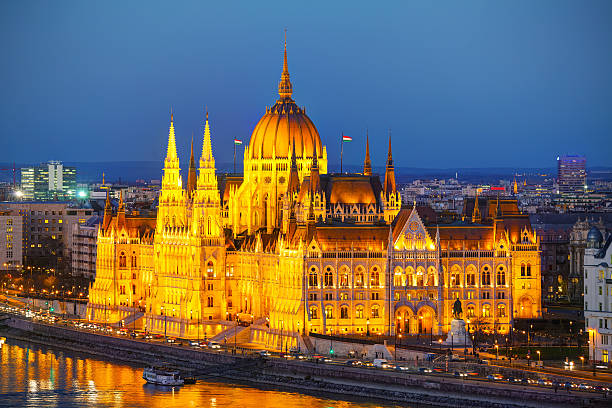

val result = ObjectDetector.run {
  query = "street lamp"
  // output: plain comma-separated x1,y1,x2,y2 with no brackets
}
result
580,356,585,368
495,344,499,360
536,350,541,364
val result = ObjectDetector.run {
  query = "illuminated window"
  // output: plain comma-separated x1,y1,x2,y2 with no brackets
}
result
207,261,214,278
308,270,318,287
496,266,506,286
370,268,380,286
58,219,62,224
310,306,318,319
603,350,609,364
44,219,49,224
324,268,334,287
339,292,348,300
355,305,364,319
371,305,380,318
119,252,127,268
355,267,364,288
340,306,349,319
482,304,491,317
467,305,475,317
481,266,491,286
325,305,334,319
339,267,350,287
497,304,506,318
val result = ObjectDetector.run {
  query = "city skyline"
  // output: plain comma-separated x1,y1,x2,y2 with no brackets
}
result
1,1,612,168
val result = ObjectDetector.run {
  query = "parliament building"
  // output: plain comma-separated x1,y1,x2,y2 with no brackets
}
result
87,41,541,350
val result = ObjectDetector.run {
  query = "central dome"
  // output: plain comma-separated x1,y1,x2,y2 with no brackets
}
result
248,38,322,160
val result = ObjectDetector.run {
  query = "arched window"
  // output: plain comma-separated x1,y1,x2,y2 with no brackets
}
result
497,304,507,318
467,305,475,317
310,305,318,319
427,267,436,286
451,266,461,287
416,268,424,286
206,261,214,278
355,305,364,319
466,266,476,286
340,305,349,319
370,268,380,287
119,252,127,268
207,216,212,235
339,267,350,287
481,266,491,286
521,263,526,277
496,266,506,286
324,267,334,287
406,267,414,286
325,305,334,319
371,305,380,318
207,296,214,307
308,269,318,287
131,253,137,268
482,304,491,318
394,268,404,287
355,267,364,288
526,263,532,277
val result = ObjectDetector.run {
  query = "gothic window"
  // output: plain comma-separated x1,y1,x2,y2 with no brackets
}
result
481,266,491,286
340,306,349,319
497,303,507,318
310,305,319,319
467,305,475,317
394,268,404,287
406,267,414,286
131,252,137,268
206,261,214,278
496,266,506,286
451,266,461,287
207,217,212,235
355,267,364,288
416,268,424,287
427,267,436,286
521,263,526,277
370,268,380,287
371,305,380,318
119,252,127,268
482,304,491,318
308,269,318,287
466,266,476,286
355,305,364,319
526,263,532,277
324,267,334,287
325,305,334,319
207,296,214,307
339,267,350,287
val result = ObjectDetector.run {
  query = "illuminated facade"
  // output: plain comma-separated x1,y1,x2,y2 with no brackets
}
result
87,41,541,348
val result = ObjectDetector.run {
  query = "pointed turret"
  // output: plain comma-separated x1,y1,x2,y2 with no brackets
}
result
513,176,518,195
187,133,197,197
200,111,215,168
165,110,178,163
103,189,112,231
309,144,321,197
117,190,126,229
383,132,396,196
495,194,502,219
363,130,372,176
278,29,293,100
472,192,481,223
287,141,300,196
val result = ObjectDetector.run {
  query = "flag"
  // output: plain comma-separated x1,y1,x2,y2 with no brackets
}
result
234,139,243,145
342,135,352,142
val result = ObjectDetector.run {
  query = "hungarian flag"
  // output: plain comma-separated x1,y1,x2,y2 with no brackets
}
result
342,134,352,142
234,139,243,145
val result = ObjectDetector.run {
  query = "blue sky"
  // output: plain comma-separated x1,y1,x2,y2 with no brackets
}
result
1,0,611,169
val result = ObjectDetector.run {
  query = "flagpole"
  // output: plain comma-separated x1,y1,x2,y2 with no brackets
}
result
233,140,236,174
340,132,343,173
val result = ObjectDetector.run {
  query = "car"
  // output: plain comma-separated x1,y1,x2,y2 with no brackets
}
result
207,341,221,349
165,337,176,343
257,350,271,357
345,360,362,367
373,359,391,368
144,334,153,340
418,367,433,373
577,383,591,391
188,340,200,348
454,371,468,378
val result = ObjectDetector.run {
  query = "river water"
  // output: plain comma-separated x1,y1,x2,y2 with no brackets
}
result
0,338,404,408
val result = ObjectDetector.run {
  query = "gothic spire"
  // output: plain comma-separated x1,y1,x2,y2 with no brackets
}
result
287,141,300,196
363,130,372,176
187,132,197,196
278,29,293,99
384,130,396,196
165,109,178,163
200,109,215,167
472,191,481,223
310,143,321,196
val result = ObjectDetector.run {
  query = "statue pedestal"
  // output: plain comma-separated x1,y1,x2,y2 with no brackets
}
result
442,319,472,346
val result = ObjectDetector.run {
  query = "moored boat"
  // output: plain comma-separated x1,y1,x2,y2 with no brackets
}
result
142,366,185,386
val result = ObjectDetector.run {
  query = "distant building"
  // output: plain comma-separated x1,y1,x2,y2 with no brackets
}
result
71,216,101,279
584,227,611,365
557,155,586,194
0,202,94,269
0,209,23,269
20,161,77,201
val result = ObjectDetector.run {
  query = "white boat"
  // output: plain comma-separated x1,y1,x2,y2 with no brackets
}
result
143,366,185,386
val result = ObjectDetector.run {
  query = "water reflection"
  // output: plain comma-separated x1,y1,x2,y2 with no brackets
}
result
0,338,400,408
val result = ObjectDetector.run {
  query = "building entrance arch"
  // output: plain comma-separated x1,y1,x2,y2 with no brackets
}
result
417,306,435,334
394,306,414,334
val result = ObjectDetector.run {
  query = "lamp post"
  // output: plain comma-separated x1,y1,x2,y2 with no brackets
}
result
580,356,584,368
366,319,370,337
537,350,541,364
495,344,499,360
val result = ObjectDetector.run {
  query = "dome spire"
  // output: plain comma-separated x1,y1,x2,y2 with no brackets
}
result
278,29,293,99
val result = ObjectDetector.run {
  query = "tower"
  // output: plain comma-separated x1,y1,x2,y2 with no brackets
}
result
363,131,372,176
382,133,401,222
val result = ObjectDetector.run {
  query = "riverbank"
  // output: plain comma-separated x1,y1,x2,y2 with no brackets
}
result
0,314,608,408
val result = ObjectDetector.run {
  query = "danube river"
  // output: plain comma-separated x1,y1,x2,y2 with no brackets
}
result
0,338,402,408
